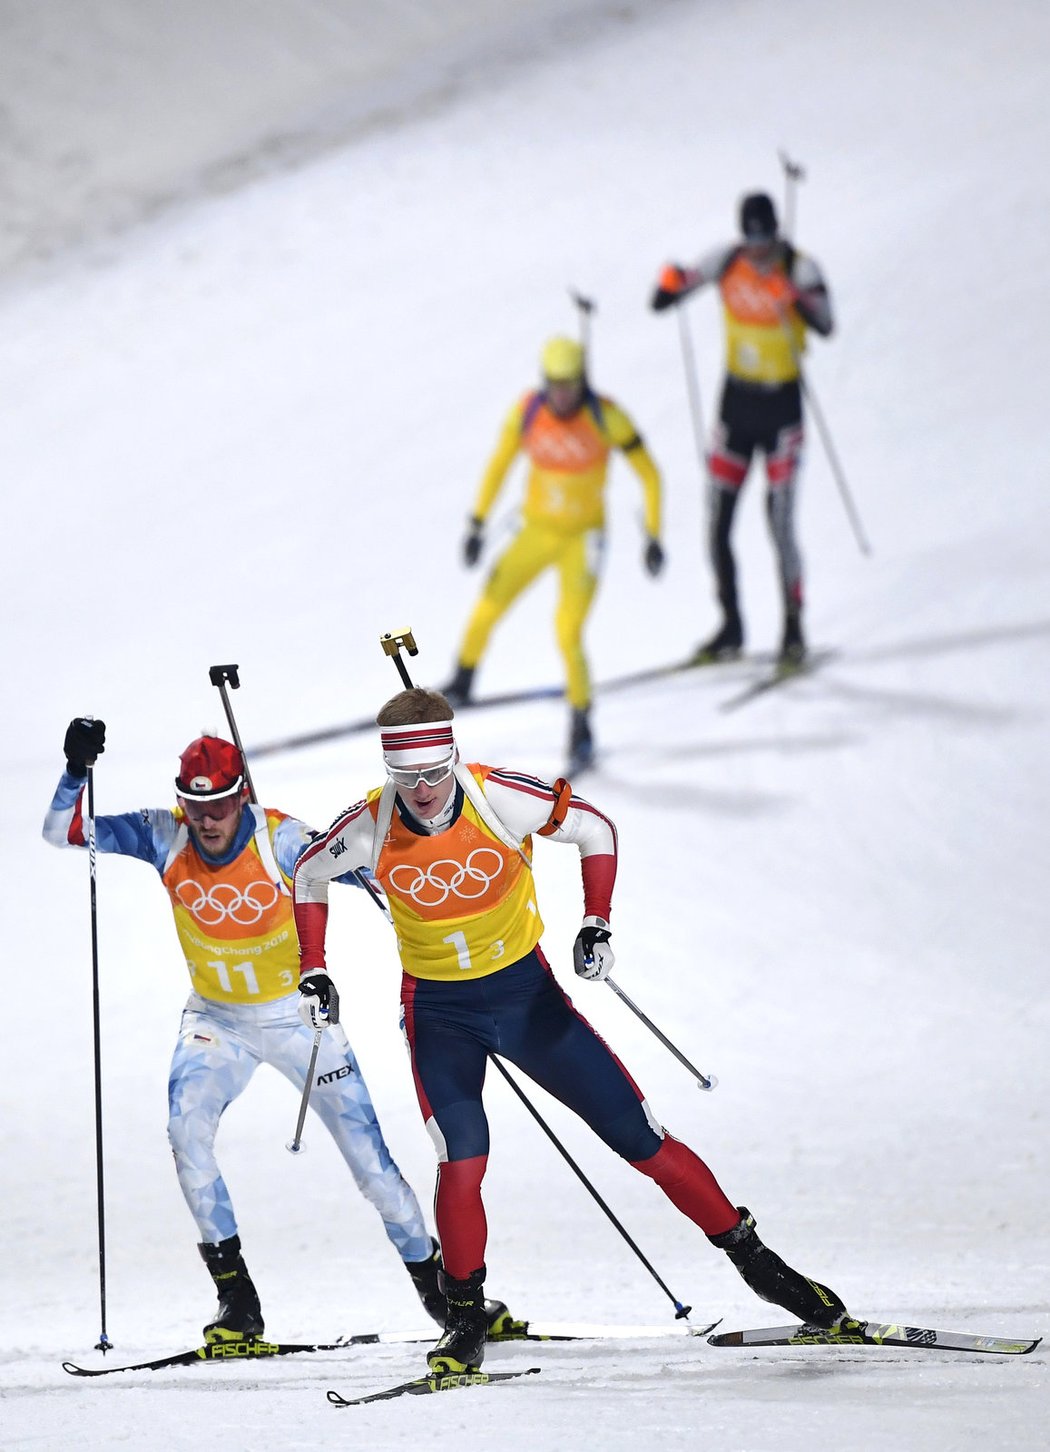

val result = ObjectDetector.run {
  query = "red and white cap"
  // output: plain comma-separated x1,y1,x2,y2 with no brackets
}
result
379,720,455,769
176,736,245,800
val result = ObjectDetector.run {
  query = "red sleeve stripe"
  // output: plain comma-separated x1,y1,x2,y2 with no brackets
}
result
568,796,618,848
487,768,556,801
68,791,86,847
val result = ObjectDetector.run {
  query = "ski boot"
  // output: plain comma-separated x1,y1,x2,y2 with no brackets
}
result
405,1239,446,1325
778,610,806,670
427,1265,488,1372
442,663,475,708
406,1239,520,1335
709,1208,846,1328
199,1234,264,1344
566,707,594,774
484,1298,527,1339
692,615,744,665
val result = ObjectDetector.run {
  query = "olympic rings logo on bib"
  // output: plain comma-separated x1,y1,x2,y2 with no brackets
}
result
175,878,280,926
388,849,505,907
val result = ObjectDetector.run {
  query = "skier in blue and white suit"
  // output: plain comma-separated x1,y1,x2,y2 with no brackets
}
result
43,718,462,1344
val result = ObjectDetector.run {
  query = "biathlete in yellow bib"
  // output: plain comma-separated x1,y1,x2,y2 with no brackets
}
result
652,191,835,666
42,720,510,1344
443,335,666,769
292,687,849,1377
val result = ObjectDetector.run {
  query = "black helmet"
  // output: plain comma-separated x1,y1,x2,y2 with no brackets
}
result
739,192,778,242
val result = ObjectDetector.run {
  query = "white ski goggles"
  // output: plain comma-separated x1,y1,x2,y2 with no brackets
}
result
385,754,456,790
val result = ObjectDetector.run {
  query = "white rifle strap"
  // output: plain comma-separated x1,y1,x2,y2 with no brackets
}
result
370,780,398,875
453,763,531,867
250,804,290,894
162,821,190,874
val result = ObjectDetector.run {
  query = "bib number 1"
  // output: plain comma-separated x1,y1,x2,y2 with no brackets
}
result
441,933,506,971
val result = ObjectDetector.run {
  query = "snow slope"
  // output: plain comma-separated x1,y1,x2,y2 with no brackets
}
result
0,0,631,280
1,1,1047,1448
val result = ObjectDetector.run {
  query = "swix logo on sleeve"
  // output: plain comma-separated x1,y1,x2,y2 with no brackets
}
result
329,838,348,859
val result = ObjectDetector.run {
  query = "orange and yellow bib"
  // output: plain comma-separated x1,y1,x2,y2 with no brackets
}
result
162,807,299,1003
720,253,807,385
369,767,543,980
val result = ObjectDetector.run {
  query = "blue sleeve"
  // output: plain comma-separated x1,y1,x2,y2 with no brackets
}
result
42,770,179,872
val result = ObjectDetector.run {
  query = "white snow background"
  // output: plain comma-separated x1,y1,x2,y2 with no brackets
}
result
1,1,1048,1448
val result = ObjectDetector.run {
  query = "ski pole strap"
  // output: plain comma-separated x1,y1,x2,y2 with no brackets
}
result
537,777,572,837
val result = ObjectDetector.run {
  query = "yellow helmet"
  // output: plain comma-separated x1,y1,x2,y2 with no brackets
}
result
541,335,585,382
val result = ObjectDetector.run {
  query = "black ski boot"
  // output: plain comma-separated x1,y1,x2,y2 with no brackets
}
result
199,1234,264,1343
483,1298,522,1338
427,1265,488,1372
406,1239,446,1326
442,663,475,708
778,610,806,669
693,615,744,664
567,707,594,772
709,1208,846,1328
407,1239,519,1336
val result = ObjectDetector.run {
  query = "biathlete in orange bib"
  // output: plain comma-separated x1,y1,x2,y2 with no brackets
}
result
42,719,512,1344
652,191,835,667
292,687,848,1376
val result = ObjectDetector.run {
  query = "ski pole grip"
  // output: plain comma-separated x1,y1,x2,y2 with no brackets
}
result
380,630,417,689
209,664,241,690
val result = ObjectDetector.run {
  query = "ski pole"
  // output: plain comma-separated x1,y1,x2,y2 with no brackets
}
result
207,662,391,920
605,977,717,1092
778,150,806,243
569,288,596,365
207,665,258,804
772,310,872,557
797,364,871,555
676,305,707,474
490,1056,692,1319
206,664,391,1155
380,630,693,1320
379,629,418,687
85,749,113,1352
286,1029,323,1154
769,162,871,557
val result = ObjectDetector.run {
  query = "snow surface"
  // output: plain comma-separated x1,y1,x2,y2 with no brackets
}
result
1,1,1048,1448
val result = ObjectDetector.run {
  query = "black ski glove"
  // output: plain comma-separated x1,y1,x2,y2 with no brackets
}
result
643,537,665,577
64,718,106,777
463,517,485,568
298,969,340,1028
650,263,690,312
573,916,615,981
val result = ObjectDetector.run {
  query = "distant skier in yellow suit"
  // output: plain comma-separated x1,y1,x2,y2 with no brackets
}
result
443,336,665,770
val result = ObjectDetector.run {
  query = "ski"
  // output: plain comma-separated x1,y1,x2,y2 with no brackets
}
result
62,1338,351,1376
62,1319,674,1375
709,1319,1041,1356
327,1365,541,1405
719,647,837,713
